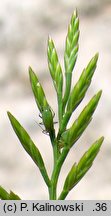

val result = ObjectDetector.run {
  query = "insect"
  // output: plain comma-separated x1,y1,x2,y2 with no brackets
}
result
39,107,56,135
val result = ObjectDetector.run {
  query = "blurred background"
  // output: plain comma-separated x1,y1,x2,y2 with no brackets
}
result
0,0,111,200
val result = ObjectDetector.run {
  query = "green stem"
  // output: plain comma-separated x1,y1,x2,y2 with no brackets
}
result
48,137,60,199
58,189,68,200
57,111,71,140
58,93,63,127
49,146,70,199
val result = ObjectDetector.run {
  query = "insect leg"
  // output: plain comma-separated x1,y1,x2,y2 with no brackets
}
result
39,113,42,119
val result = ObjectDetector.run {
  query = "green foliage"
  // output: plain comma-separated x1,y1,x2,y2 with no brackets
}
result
67,53,98,113
64,10,79,74
58,137,103,199
29,67,50,113
0,186,21,200
7,112,50,187
63,9,79,112
0,9,104,200
48,37,63,95
61,91,102,148
29,67,55,139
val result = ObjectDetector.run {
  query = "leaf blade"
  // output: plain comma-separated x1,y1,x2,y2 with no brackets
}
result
7,111,50,187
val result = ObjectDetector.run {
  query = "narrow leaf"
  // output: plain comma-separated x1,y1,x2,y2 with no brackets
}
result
7,112,50,187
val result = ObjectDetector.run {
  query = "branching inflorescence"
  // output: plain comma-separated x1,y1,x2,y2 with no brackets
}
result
0,9,104,200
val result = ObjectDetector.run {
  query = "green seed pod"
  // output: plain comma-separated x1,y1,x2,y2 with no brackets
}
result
67,53,99,113
48,37,63,95
61,91,102,148
29,67,50,113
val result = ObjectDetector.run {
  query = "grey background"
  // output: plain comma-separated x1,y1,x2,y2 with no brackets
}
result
0,0,111,199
